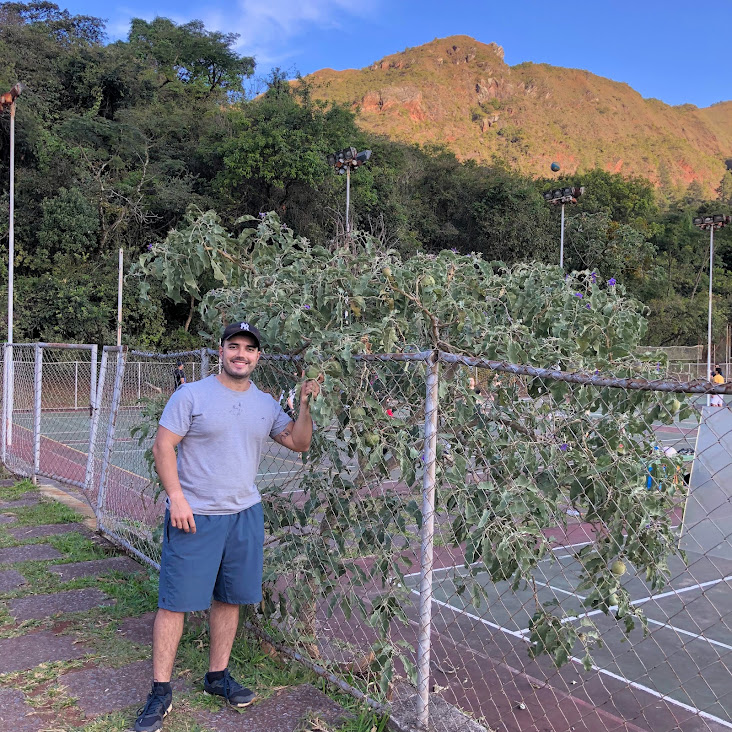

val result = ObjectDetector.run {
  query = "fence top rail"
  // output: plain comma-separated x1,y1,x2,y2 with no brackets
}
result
438,351,732,394
203,350,433,363
3,342,96,351
129,349,207,359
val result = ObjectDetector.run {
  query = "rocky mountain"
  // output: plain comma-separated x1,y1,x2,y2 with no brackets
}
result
303,35,732,194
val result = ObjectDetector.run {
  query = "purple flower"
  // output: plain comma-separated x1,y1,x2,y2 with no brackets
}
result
574,293,583,298
608,278,617,286
590,272,597,283
146,243,153,251
586,304,591,309
450,248,458,253
564,274,569,281
560,443,569,452
258,212,266,218
303,304,311,310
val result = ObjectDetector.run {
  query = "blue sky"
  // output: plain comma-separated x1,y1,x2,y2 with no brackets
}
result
61,0,730,108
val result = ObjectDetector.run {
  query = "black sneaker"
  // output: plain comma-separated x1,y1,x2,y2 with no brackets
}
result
135,684,172,732
203,669,256,707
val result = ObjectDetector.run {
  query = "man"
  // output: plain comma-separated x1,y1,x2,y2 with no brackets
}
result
172,360,186,391
135,322,319,732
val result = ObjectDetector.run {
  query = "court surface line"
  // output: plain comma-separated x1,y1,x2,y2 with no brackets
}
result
562,573,732,624
419,585,732,729
568,657,732,730
403,540,598,579
643,617,732,653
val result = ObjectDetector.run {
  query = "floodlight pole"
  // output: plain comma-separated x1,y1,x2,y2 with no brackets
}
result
3,86,22,454
560,203,566,269
708,226,714,407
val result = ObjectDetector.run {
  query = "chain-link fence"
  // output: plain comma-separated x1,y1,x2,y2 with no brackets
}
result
1,343,97,485
5,344,732,731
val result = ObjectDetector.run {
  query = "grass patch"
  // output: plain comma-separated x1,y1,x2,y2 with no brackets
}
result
8,500,85,526
96,570,160,617
0,479,38,501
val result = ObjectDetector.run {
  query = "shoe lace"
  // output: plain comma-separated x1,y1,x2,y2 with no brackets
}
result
222,670,244,698
137,690,167,717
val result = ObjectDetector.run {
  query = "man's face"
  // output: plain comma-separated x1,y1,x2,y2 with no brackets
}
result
219,333,260,381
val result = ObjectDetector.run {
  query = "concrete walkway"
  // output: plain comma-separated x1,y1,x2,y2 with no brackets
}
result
0,478,352,731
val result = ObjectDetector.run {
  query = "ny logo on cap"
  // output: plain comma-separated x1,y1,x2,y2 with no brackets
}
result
239,323,250,331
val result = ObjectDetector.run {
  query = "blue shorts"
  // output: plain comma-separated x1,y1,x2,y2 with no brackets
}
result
158,502,264,612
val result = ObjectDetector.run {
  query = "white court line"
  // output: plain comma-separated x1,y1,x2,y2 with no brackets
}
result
404,540,599,579
532,579,587,600
562,573,732,624
644,617,732,653
409,590,527,640
422,588,732,729
568,657,732,730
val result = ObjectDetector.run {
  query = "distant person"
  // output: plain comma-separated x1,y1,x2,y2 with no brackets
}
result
711,368,725,407
173,361,186,391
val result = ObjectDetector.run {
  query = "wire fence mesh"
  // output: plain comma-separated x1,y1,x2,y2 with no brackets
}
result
5,344,732,731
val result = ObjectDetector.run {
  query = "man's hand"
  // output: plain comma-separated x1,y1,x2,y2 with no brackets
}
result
169,494,196,533
300,378,321,409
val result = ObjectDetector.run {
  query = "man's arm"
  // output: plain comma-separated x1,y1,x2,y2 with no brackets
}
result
272,379,319,453
152,425,196,533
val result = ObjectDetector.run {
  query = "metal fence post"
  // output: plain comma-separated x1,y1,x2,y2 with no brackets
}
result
1,343,7,465
90,344,98,416
84,347,109,502
201,347,209,379
96,348,127,522
33,343,43,483
416,350,439,731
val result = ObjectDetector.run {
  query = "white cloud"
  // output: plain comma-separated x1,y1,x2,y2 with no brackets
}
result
101,0,379,71
209,0,380,65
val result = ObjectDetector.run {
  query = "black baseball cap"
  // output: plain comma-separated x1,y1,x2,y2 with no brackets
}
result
221,322,261,348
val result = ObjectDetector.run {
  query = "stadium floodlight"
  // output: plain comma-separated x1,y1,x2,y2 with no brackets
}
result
694,214,730,405
1,82,24,458
543,185,585,268
327,147,372,233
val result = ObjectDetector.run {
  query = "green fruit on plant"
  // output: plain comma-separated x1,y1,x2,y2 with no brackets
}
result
305,366,320,380
351,407,366,420
610,560,626,577
325,360,342,376
364,432,380,447
422,275,435,287
382,266,392,277
670,399,681,414
608,592,620,606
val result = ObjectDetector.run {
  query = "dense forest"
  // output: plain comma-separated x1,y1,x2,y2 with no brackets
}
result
1,2,731,351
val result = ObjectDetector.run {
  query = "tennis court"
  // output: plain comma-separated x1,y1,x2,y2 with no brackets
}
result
403,539,732,730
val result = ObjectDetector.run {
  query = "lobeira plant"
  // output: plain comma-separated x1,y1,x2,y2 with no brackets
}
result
137,209,688,693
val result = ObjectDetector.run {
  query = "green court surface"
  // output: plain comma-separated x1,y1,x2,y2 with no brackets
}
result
10,408,314,491
405,547,732,727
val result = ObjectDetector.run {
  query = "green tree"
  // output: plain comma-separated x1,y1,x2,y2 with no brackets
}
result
128,17,253,99
138,210,683,690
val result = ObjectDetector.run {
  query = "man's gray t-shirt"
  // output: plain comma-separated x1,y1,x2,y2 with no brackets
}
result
159,375,292,515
